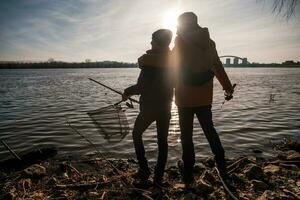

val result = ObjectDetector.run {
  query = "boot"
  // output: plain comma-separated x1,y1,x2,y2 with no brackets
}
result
178,160,195,188
215,156,228,178
132,168,151,188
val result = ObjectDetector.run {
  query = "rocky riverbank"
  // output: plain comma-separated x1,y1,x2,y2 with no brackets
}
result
0,138,299,200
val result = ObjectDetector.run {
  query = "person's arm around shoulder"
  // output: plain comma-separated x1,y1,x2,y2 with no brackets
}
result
138,53,170,68
211,41,234,95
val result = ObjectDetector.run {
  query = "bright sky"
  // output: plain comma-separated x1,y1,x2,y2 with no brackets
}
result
0,0,299,63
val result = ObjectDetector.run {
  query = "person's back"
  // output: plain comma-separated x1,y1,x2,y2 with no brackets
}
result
172,12,234,187
173,13,232,107
130,49,173,109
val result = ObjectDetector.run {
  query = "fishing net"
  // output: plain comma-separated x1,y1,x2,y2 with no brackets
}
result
87,104,130,142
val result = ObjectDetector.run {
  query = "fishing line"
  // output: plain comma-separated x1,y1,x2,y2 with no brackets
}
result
215,167,239,200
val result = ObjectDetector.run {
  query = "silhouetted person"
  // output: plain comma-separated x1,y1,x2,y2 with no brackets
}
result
122,29,173,187
172,12,234,187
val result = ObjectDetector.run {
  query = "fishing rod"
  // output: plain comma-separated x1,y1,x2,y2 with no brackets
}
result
215,167,239,200
67,122,127,179
88,78,139,104
67,122,155,195
1,140,22,161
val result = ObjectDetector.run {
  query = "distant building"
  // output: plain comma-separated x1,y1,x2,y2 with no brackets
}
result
226,58,231,65
233,57,239,65
242,58,248,64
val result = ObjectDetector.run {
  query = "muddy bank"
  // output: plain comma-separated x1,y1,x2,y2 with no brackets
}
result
0,138,299,200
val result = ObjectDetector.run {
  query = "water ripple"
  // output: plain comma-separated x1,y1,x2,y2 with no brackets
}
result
0,68,299,164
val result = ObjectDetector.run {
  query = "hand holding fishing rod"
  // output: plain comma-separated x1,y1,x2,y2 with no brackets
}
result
221,83,237,109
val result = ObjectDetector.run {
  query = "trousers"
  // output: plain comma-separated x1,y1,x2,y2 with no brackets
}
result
132,105,171,180
178,105,225,182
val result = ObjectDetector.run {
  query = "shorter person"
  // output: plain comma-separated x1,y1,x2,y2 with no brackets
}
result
122,29,173,187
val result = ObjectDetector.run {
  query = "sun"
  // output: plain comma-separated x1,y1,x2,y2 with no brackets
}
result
162,9,180,34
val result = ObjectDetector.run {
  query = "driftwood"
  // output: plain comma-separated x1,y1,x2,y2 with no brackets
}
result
55,182,154,200
283,189,300,199
265,160,300,165
0,147,57,170
227,157,255,174
56,182,107,190
67,123,134,187
1,140,21,161
65,162,81,176
215,167,239,200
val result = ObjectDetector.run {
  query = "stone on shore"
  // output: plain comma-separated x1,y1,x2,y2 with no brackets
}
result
23,164,46,178
244,164,264,180
251,180,268,192
263,164,280,175
286,150,300,160
195,179,214,196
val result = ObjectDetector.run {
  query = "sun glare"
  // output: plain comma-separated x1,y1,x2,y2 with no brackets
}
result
162,9,179,35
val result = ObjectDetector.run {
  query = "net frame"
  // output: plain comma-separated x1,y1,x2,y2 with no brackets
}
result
87,104,130,142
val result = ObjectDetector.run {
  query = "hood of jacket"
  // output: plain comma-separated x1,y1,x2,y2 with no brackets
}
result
177,26,210,50
173,26,217,73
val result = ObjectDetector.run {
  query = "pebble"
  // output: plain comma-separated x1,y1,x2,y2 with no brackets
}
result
23,164,46,178
251,180,268,192
263,164,280,175
286,150,300,160
244,164,264,180
195,179,214,195
183,192,196,200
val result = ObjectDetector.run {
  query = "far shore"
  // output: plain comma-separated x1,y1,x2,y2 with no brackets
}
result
0,64,300,69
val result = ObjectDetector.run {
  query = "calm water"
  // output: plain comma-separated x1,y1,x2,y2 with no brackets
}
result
0,68,299,164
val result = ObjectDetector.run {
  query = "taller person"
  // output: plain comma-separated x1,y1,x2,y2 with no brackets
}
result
172,12,234,187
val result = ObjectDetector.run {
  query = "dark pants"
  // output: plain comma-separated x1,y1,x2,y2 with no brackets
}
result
178,105,225,182
132,105,171,180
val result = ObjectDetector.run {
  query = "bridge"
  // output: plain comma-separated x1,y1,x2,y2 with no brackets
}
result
219,55,250,65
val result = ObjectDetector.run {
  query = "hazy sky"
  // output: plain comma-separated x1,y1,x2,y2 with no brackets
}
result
0,0,299,63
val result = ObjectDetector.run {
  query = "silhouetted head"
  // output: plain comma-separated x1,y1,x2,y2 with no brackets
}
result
177,12,198,33
151,29,172,48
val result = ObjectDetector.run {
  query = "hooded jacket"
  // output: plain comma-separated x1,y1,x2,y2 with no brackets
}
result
124,48,174,109
173,26,232,107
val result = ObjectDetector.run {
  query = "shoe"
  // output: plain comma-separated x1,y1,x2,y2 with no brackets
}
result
184,177,196,190
153,178,170,188
215,157,228,177
132,168,151,189
177,160,195,188
132,168,150,180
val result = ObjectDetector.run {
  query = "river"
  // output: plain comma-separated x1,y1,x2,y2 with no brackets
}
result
0,68,299,164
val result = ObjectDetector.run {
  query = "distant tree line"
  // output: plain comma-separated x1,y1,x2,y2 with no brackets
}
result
0,60,137,69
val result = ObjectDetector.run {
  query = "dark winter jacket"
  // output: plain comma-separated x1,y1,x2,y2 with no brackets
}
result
172,26,232,107
124,48,173,110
